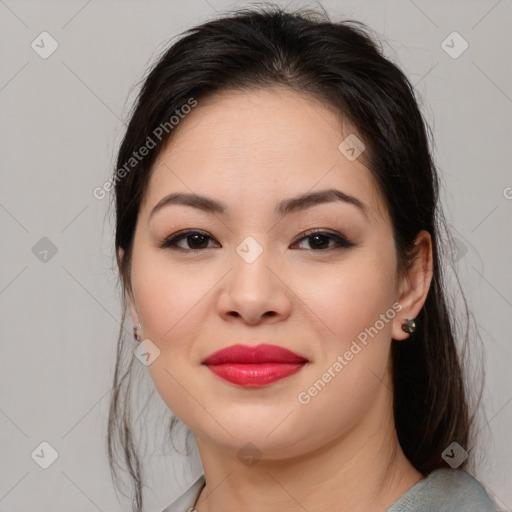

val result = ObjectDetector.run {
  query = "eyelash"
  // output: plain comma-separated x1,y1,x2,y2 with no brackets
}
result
158,229,356,252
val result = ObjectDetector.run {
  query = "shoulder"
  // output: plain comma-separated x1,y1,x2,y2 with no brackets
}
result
161,469,501,512
385,468,502,512
161,473,206,512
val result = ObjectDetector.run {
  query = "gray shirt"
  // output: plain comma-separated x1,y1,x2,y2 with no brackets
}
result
161,468,501,512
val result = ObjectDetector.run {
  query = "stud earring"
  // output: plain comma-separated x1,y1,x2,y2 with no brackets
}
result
401,318,416,335
133,323,142,342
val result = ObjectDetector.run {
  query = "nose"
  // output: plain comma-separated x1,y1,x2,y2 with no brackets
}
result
217,249,292,325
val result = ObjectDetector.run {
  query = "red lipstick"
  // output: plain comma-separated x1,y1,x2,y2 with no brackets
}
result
202,344,308,387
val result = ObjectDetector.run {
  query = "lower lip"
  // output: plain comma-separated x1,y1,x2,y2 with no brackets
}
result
204,363,306,387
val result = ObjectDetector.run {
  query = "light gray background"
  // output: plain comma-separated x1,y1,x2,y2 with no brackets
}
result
1,0,511,510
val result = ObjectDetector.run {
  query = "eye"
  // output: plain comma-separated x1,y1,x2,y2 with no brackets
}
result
159,229,355,252
292,230,356,251
158,230,219,251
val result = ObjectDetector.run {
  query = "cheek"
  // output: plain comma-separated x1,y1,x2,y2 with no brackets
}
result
290,256,397,448
298,248,398,349
131,253,210,345
130,246,223,392
130,258,213,423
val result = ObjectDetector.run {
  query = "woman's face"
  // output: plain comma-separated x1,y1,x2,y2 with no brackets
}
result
125,87,420,459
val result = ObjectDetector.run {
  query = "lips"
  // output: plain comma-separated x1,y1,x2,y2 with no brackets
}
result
203,343,308,365
202,344,309,387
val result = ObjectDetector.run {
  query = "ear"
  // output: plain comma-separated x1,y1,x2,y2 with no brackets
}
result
129,300,140,328
392,230,434,340
118,248,140,327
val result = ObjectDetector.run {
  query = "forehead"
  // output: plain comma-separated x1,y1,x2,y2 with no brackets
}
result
142,87,386,223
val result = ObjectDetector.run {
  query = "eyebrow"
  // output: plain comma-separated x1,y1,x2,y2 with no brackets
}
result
149,188,367,220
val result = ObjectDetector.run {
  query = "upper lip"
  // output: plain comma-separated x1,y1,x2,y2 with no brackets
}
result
202,344,309,365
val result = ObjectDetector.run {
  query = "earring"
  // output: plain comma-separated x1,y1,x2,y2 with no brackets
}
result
133,323,142,342
401,318,416,335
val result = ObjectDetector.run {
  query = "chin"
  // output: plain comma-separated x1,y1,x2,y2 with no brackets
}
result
195,416,315,460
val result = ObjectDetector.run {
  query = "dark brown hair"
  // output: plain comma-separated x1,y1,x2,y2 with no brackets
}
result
107,5,485,511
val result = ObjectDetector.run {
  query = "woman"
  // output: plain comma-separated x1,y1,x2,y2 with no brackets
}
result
107,5,501,512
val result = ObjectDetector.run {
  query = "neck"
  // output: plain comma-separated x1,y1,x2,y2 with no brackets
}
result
192,405,423,512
